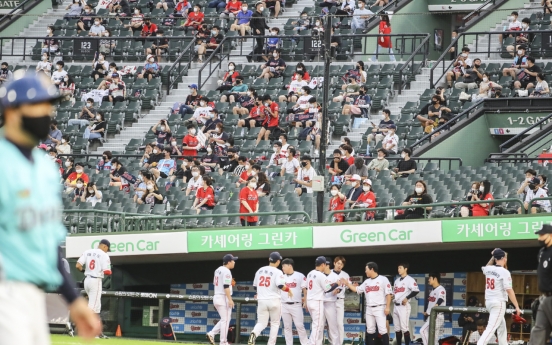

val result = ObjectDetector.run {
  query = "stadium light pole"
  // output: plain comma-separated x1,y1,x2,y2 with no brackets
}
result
316,15,332,224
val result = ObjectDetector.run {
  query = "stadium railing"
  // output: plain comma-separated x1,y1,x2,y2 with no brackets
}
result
427,306,532,345
430,30,552,89
499,112,552,152
485,154,552,164
166,37,197,95
0,0,46,32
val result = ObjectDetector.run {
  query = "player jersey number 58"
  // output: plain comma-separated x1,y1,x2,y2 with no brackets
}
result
486,278,495,290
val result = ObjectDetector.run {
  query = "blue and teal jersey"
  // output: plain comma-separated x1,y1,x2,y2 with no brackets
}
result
0,137,66,288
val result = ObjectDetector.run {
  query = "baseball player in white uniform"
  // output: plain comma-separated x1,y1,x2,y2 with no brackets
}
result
207,254,238,345
249,252,292,345
342,262,392,345
393,262,419,345
76,239,112,339
420,272,446,345
281,258,309,345
306,256,340,345
333,256,350,345
319,257,340,345
478,248,520,345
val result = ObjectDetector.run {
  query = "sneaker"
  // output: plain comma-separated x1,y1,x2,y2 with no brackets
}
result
99,334,109,339
248,332,257,345
207,333,216,345
314,149,319,155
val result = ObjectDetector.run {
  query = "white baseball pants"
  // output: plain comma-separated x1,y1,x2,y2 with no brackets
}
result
281,302,309,345
252,299,282,345
0,281,50,345
393,303,411,333
209,295,233,345
319,301,340,345
420,313,444,345
336,298,345,345
366,305,388,335
477,301,507,345
84,276,102,313
308,300,325,345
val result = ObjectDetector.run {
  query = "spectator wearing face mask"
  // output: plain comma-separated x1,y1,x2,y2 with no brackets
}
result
366,109,394,148
59,75,75,101
454,58,484,91
391,148,417,179
220,77,248,103
139,181,165,208
174,159,191,184
233,89,257,117
446,47,472,88
186,166,204,196
428,95,452,130
220,0,242,23
344,174,363,206
256,172,271,197
518,168,538,197
125,8,144,33
190,97,212,126
69,98,97,128
329,185,347,222
151,147,176,180
89,17,106,36
65,0,83,20
367,148,389,172
469,73,502,101
145,29,168,62
42,26,59,54
395,180,433,219
42,119,62,149
109,158,127,188
498,11,522,45
292,12,310,33
344,157,368,182
514,56,541,91
531,73,550,97
96,150,113,173
192,175,216,214
141,17,158,37
381,124,399,155
237,162,257,187
168,137,182,156
502,45,528,79
81,182,103,206
240,176,259,226
460,181,485,217
233,155,248,177
333,77,359,103
351,0,373,31
220,148,239,174
134,170,152,203
182,124,200,159
353,179,377,220
506,18,533,57
217,62,241,92
65,162,89,193
51,61,67,86
329,149,350,179
259,49,286,81
62,157,76,181
77,5,95,32
152,120,172,147
106,73,126,104
208,123,229,157
231,4,253,37
519,177,551,213
263,27,281,61
83,112,106,141
339,144,354,165
181,5,204,34
200,146,219,173
72,177,87,201
294,155,316,196
110,0,131,16
91,52,109,81
538,174,549,193
279,71,308,103
36,53,52,77
138,55,160,82
342,84,371,117
56,135,71,155
281,147,300,176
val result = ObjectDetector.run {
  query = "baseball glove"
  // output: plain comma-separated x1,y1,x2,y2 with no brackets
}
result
512,314,527,324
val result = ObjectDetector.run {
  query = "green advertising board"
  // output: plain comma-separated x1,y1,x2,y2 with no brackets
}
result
0,0,20,13
187,227,313,252
486,113,551,136
442,216,551,242
427,0,486,11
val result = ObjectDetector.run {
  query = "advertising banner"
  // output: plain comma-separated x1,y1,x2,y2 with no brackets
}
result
441,216,548,242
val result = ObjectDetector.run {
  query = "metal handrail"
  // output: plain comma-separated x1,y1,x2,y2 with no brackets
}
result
0,0,43,31
428,306,531,345
197,36,230,90
499,112,552,152
326,198,526,222
397,34,430,94
166,37,198,95
460,0,502,29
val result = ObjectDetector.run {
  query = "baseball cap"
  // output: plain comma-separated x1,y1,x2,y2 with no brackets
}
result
389,124,397,129
325,257,332,265
0,72,61,108
315,256,327,266
362,179,372,185
535,224,552,235
99,239,111,251
223,254,238,264
529,177,541,185
188,84,198,89
269,252,282,263
112,73,120,78
492,248,506,260
350,174,361,181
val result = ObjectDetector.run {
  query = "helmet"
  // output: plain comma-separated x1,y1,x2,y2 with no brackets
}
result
0,72,60,109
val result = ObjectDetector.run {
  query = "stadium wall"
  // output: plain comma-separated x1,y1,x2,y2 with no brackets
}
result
1,0,53,37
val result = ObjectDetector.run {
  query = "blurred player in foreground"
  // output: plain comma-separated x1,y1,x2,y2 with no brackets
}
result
0,73,101,345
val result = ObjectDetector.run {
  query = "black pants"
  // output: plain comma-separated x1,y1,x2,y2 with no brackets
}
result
394,212,424,220
241,219,257,226
253,33,264,60
529,296,552,345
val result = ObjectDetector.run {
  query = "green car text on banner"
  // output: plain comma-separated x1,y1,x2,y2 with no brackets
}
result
187,227,313,252
441,216,551,242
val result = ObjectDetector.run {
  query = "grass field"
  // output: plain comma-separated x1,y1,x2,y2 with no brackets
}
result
51,334,204,344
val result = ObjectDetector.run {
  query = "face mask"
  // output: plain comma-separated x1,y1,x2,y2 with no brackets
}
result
153,149,158,154
135,10,140,14
200,101,206,107
377,155,383,160
245,164,250,170
192,171,199,177
149,58,154,63
61,139,66,144
212,31,218,35
247,91,251,96
160,126,166,131
21,115,51,140
207,148,212,153
301,16,307,19
47,29,51,34
85,9,90,12
190,128,196,135
251,171,257,176
264,102,269,106
88,189,94,193
96,115,101,121
147,184,154,191
273,53,278,58
301,162,307,167
50,155,56,160
359,90,365,95
518,50,523,55
273,147,278,152
351,182,357,187
315,21,320,26
42,56,48,61
242,6,247,10
330,190,338,196
482,77,488,82
297,68,303,71
87,103,93,107
76,169,83,174
479,186,485,192
259,6,264,11
57,65,62,70
229,65,234,70
95,21,100,25
105,32,109,36
415,187,423,194
65,161,71,167
171,141,177,146
76,183,84,188
182,162,188,168
249,182,257,189
401,153,406,159
64,77,69,82
522,23,528,28
461,53,468,57
529,184,537,190
363,186,371,192
194,7,199,11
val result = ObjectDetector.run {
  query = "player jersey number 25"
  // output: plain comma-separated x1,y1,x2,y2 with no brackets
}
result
258,276,271,286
